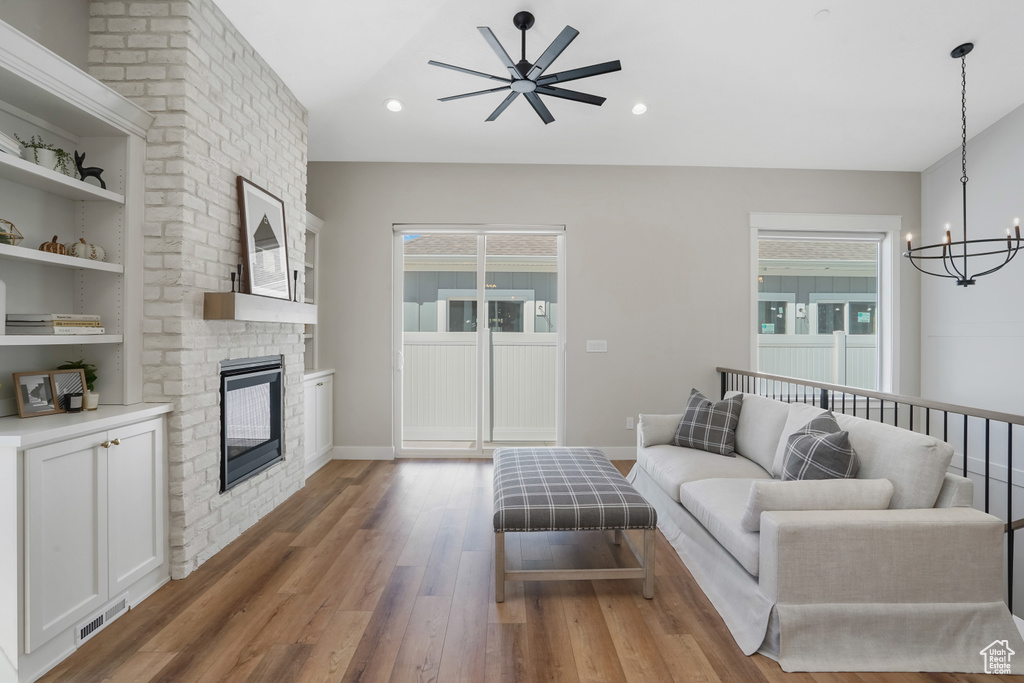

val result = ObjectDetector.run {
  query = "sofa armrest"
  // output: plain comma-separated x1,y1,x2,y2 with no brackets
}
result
759,507,1004,605
637,414,683,448
934,472,974,507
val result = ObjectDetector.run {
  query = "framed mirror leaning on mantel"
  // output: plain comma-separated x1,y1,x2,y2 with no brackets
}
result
238,176,291,301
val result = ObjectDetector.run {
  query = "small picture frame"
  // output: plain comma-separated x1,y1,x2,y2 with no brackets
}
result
52,368,87,412
238,176,291,301
13,371,61,418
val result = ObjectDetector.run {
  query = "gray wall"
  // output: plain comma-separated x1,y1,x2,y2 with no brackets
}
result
307,162,922,452
0,0,88,70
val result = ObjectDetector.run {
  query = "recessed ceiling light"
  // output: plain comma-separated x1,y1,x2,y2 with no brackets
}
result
632,103,648,115
384,99,404,112
814,9,831,21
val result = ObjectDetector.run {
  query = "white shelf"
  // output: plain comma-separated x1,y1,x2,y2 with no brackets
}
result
0,151,124,203
0,334,122,346
0,243,122,273
304,261,314,269
303,333,313,340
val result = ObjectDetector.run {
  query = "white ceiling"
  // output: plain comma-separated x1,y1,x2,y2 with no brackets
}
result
212,0,1024,171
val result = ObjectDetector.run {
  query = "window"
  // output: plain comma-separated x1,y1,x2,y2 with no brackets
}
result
758,301,788,334
447,300,477,332
755,235,882,390
817,303,845,334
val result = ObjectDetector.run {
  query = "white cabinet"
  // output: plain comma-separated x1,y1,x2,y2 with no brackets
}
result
0,406,170,682
24,416,165,653
303,370,334,476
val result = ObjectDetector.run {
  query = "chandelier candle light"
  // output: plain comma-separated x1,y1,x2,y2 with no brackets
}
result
904,43,1021,286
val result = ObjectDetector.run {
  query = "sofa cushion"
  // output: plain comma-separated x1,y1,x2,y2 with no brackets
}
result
740,478,894,531
726,391,791,473
639,413,684,447
672,389,742,456
643,444,772,502
771,402,827,477
781,412,859,481
678,478,762,576
835,413,954,509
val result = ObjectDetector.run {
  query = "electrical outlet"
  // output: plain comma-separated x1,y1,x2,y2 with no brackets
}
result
626,416,635,430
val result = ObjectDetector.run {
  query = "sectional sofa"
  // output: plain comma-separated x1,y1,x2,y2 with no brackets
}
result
626,391,1024,672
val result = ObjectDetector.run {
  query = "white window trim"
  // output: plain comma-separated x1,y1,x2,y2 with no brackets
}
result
749,213,902,393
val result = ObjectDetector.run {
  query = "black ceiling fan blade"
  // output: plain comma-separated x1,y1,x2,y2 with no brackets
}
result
525,25,580,81
534,86,605,106
439,85,512,102
486,91,520,121
477,27,521,79
524,92,555,124
536,60,621,86
428,60,511,83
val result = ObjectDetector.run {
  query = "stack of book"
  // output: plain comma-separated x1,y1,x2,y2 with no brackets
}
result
0,131,21,156
6,313,105,335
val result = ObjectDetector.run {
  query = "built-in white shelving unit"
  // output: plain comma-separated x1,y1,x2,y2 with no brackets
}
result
0,21,162,683
304,212,322,370
0,20,152,418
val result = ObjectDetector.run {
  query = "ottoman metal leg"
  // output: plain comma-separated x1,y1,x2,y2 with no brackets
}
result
613,529,622,545
643,529,655,599
495,532,505,603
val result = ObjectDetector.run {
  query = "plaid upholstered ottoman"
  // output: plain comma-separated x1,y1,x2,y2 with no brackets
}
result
492,446,658,602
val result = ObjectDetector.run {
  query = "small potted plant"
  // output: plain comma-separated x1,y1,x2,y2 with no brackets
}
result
14,134,74,176
57,358,99,410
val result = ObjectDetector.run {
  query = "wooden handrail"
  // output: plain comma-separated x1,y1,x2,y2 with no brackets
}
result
716,366,1024,427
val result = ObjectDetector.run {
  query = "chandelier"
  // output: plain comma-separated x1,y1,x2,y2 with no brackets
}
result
904,43,1021,286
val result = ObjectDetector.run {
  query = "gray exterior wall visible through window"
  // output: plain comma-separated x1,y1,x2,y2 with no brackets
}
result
404,271,558,333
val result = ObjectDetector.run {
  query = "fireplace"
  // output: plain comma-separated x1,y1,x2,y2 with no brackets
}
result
220,356,284,492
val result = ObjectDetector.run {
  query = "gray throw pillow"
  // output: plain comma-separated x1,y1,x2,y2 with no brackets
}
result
782,412,859,481
671,389,742,456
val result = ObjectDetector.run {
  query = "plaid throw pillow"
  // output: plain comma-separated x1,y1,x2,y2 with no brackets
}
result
782,412,859,481
671,389,742,456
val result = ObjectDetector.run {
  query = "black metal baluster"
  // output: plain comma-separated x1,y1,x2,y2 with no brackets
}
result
909,404,914,432
964,414,970,480
878,399,884,423
853,393,857,417
1008,422,1014,614
894,402,899,428
925,407,931,437
983,418,990,513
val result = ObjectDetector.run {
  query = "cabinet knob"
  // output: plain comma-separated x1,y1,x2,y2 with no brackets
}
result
101,440,111,449
317,382,324,386
111,438,121,446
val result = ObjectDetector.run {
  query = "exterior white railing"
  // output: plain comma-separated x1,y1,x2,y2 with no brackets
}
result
402,332,557,442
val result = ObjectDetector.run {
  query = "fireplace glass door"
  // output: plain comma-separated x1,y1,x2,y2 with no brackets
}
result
220,356,283,491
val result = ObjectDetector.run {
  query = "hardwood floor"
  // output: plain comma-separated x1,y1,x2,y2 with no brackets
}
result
41,459,1012,682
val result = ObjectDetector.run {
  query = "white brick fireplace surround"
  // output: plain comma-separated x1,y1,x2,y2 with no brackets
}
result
89,0,310,578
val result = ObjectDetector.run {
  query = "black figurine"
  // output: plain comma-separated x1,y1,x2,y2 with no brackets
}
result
74,151,106,190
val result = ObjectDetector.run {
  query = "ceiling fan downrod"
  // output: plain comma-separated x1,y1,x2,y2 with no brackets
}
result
514,11,534,76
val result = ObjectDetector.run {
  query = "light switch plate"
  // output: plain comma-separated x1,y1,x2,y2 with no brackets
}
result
586,340,608,353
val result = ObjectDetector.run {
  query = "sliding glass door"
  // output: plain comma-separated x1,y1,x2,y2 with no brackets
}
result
394,226,565,455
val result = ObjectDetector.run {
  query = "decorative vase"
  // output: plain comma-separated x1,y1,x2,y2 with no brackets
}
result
33,148,57,171
84,390,99,411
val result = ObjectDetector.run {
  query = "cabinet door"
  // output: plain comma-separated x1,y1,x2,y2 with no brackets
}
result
108,418,166,596
316,376,334,457
304,378,318,468
25,433,108,652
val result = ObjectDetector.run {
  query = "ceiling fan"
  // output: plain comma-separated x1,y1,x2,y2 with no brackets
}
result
428,11,622,124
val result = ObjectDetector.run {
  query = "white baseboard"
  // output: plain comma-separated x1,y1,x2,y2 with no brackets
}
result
304,451,333,477
332,446,395,461
599,446,637,461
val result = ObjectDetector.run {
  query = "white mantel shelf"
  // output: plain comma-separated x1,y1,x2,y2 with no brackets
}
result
203,292,317,325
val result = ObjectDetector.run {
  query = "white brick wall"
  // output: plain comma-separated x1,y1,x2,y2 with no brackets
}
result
90,0,310,578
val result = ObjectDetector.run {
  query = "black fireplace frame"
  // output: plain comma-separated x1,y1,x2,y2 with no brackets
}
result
219,355,284,492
